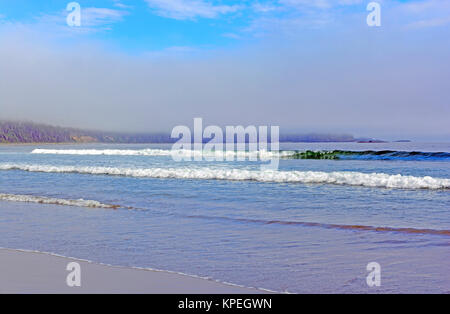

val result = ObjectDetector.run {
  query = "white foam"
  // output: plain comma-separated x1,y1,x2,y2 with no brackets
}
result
32,148,175,156
1,163,449,190
31,148,291,159
0,193,118,209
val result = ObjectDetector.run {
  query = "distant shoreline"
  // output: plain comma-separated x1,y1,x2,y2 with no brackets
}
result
0,141,399,146
0,142,84,146
1,121,386,145
0,141,415,146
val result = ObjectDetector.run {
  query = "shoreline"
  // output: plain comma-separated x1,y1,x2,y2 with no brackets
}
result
0,140,416,146
0,142,84,146
0,248,270,294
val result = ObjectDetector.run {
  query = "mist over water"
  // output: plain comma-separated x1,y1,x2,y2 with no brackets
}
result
0,23,449,140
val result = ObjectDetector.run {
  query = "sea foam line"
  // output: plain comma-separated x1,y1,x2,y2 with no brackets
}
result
31,148,289,159
0,193,119,209
1,163,449,189
31,148,450,161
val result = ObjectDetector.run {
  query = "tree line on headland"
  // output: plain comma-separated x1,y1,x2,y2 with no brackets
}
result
0,121,374,144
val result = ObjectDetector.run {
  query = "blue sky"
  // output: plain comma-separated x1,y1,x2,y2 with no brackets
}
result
2,0,449,53
0,0,258,51
0,1,449,140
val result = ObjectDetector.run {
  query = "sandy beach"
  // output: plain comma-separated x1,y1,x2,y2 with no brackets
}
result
0,248,267,294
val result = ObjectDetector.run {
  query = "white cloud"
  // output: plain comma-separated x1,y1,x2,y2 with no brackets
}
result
244,13,334,37
243,0,365,36
279,0,363,10
112,0,133,9
144,0,242,20
401,0,450,13
407,16,450,29
337,0,363,5
252,2,280,13
81,7,128,28
280,0,332,9
30,6,129,35
396,0,450,29
222,32,241,39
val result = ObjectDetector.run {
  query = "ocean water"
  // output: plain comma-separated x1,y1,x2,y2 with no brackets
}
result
0,142,449,293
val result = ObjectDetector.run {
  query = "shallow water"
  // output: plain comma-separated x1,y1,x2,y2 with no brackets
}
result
0,142,449,293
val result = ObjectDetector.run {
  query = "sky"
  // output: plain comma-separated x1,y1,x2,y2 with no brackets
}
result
0,0,449,140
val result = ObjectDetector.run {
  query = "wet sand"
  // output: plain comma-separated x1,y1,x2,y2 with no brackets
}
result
0,248,267,294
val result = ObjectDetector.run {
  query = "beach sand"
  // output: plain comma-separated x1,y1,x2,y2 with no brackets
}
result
0,248,267,294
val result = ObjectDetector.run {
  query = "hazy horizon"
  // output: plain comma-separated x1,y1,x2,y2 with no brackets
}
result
1,1,449,142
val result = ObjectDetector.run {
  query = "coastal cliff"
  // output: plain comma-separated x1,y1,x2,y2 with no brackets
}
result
0,121,379,144
0,121,172,144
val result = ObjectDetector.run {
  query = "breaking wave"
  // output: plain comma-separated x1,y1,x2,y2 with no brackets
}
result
31,148,450,161
0,193,119,209
288,150,450,161
31,148,290,160
1,163,449,190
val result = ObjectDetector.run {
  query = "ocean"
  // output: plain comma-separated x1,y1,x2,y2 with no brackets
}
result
0,142,449,293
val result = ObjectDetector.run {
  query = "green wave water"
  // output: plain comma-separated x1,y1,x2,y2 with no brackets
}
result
285,150,450,161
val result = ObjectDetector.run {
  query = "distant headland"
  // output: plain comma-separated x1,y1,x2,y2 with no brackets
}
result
0,121,394,144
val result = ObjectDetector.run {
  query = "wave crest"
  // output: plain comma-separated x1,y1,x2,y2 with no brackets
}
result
0,193,119,209
1,163,449,190
31,148,450,161
31,148,285,159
